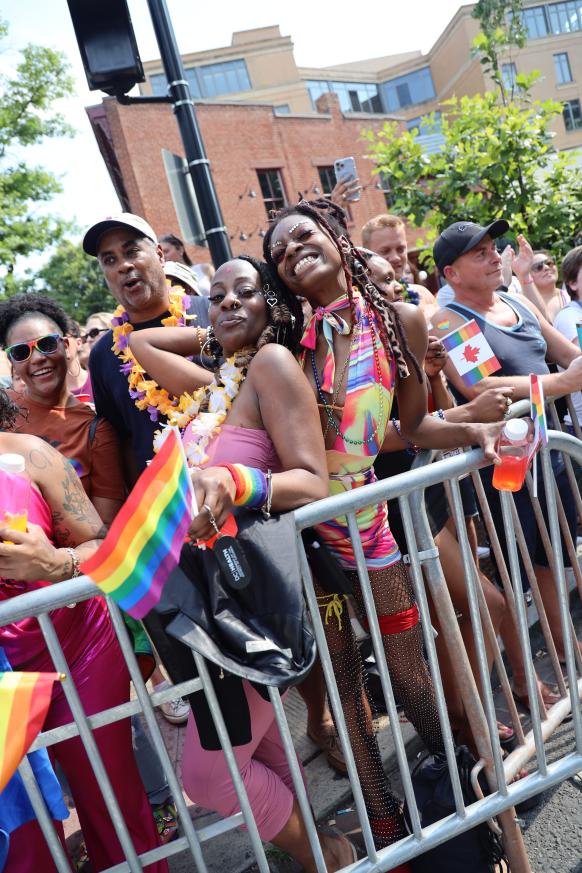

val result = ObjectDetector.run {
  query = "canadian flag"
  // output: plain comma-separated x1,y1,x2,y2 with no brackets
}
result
441,319,501,387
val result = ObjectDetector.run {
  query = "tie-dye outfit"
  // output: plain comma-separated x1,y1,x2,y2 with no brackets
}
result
301,288,400,570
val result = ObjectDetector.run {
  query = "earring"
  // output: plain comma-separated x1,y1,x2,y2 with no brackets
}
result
263,283,278,308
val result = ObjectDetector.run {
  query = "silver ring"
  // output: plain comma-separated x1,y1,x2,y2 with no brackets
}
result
505,396,512,408
341,194,347,201
202,503,221,536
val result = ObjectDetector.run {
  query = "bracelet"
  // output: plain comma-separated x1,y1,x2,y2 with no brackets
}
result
195,326,206,348
435,408,446,420
262,469,273,519
216,463,268,509
391,418,420,455
64,547,81,579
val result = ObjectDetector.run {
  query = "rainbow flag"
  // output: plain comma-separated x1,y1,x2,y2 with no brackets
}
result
530,373,548,447
0,671,61,792
81,428,195,619
441,319,501,387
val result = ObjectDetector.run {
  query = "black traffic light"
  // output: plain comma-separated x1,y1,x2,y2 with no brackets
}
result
66,0,145,96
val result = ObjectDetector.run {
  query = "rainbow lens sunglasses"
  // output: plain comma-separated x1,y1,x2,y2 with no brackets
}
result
5,333,63,363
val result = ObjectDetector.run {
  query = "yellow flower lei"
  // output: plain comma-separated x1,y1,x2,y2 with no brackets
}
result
111,283,198,423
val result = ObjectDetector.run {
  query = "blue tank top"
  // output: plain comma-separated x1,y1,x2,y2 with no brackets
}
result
445,293,549,378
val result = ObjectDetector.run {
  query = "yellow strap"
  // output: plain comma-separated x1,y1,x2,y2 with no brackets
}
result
316,593,347,631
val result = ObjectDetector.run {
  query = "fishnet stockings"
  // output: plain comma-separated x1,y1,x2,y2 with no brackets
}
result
316,561,443,848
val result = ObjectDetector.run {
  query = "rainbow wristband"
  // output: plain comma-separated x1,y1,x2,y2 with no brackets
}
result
217,463,268,509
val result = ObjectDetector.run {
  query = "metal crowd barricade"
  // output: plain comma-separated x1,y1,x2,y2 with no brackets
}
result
1,430,581,872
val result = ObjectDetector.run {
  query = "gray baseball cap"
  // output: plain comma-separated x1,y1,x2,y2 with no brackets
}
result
433,219,509,272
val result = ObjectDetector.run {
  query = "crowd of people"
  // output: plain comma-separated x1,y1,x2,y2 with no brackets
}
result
0,199,580,873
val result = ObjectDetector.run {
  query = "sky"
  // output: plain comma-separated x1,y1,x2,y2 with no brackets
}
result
1,0,463,274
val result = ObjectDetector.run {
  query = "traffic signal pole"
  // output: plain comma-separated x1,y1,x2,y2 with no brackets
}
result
146,0,232,266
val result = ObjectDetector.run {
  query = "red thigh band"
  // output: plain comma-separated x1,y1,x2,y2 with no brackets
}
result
363,604,420,635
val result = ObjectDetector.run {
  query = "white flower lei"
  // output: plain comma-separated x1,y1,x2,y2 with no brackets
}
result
153,355,248,467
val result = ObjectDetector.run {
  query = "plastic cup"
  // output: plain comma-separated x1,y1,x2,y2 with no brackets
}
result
576,321,582,348
0,454,31,543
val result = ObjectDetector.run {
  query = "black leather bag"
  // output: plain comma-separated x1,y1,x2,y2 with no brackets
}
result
151,507,316,689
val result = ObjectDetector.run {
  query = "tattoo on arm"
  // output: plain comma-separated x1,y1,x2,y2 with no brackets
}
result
28,447,51,470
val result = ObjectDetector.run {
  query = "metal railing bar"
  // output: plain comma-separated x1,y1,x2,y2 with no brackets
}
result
192,651,271,873
397,494,466,818
345,510,423,838
539,447,582,754
36,613,143,872
295,531,378,863
268,686,327,872
17,755,73,873
106,599,211,873
498,492,548,776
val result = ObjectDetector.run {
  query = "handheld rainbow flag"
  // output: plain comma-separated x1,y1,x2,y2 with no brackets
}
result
441,319,501,387
0,671,61,792
530,373,548,448
81,428,195,619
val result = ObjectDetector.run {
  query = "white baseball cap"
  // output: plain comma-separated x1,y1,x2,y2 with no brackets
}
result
163,261,200,295
83,212,158,257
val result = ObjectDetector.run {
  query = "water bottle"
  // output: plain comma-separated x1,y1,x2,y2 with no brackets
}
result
0,454,31,541
492,418,530,492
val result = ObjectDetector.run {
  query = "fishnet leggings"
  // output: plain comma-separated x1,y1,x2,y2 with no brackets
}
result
317,561,444,847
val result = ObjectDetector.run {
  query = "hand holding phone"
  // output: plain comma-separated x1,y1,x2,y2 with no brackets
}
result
333,157,361,203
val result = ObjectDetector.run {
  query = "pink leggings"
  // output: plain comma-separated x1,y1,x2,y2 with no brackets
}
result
5,632,167,873
181,681,302,843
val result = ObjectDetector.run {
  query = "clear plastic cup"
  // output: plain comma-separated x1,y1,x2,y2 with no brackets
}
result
0,454,31,542
492,418,530,492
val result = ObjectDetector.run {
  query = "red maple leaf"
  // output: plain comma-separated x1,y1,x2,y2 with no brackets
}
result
462,343,480,364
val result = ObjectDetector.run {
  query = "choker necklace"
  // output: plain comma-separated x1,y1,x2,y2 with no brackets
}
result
111,284,194,422
154,349,256,466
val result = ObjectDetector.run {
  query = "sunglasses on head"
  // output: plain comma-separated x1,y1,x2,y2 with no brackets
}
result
82,327,108,342
5,334,63,363
532,258,555,272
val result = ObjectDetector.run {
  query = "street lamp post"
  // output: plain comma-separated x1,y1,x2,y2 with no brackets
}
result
146,0,232,266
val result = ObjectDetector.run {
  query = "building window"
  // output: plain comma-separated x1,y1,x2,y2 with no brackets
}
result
563,98,582,130
317,166,336,196
149,59,250,100
380,67,436,113
554,52,574,83
521,5,549,37
547,1,582,33
274,104,290,114
406,111,442,133
306,80,382,113
257,170,286,216
502,62,518,89
376,172,396,209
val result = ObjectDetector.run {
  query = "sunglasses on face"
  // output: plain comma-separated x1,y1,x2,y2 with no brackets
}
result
5,333,63,363
532,258,555,272
82,327,108,342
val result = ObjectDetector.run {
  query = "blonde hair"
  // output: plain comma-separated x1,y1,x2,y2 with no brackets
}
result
361,214,405,248
85,312,114,330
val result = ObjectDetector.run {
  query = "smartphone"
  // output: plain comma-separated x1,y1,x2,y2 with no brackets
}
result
334,156,360,202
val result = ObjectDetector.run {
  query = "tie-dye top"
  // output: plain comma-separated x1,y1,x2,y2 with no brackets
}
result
303,289,400,570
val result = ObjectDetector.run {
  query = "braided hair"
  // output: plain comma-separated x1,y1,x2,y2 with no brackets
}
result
262,199,423,383
0,389,19,431
203,254,304,366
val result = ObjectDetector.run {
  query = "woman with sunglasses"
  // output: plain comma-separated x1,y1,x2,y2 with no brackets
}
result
511,236,567,323
0,390,168,873
78,312,114,370
0,294,124,528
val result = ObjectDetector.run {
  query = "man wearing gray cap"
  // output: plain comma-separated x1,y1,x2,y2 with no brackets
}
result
430,218,582,697
83,212,210,476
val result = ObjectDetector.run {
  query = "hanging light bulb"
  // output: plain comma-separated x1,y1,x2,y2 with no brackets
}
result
248,190,257,198
239,232,248,242
258,229,266,238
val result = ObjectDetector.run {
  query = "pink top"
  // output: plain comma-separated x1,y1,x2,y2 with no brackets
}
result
0,475,112,672
204,425,282,472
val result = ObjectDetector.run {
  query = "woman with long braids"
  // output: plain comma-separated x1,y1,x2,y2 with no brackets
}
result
263,199,503,856
129,255,358,871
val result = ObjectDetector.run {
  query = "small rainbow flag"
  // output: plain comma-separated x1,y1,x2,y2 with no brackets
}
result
441,319,501,387
81,428,195,619
0,671,61,792
530,373,548,447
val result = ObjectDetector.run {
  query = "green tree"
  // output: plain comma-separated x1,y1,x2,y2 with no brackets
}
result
0,19,75,286
17,240,115,323
471,0,527,103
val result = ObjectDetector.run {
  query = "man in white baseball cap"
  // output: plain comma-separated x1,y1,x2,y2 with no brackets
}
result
82,212,158,257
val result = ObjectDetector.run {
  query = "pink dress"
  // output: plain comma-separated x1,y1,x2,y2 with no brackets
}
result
180,423,301,843
0,475,167,873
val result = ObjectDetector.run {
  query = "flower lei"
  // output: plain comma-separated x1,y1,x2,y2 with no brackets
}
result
111,284,194,422
398,281,421,307
153,354,251,466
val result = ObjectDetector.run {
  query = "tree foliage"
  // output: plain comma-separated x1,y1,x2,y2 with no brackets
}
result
364,0,581,266
0,19,75,284
15,240,115,323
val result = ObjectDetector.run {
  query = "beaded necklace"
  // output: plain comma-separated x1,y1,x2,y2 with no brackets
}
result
310,302,385,446
111,284,194,422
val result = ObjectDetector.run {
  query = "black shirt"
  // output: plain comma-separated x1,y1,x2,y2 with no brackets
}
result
89,296,210,476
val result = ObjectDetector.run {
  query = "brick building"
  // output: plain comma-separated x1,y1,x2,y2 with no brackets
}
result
88,92,407,265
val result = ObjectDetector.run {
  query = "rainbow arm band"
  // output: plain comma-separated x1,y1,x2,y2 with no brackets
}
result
217,464,268,509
